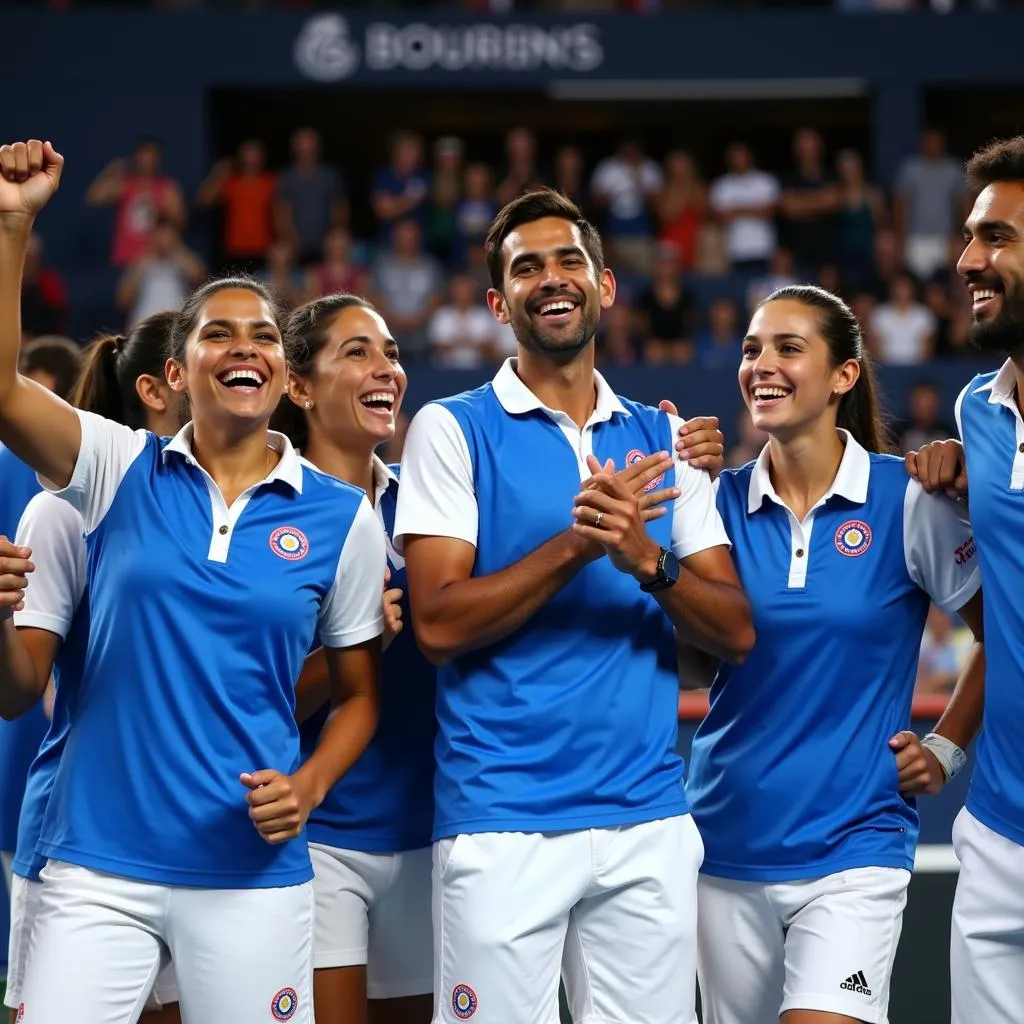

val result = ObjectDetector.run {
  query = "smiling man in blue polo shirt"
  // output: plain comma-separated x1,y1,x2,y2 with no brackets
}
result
906,135,1024,1024
394,188,753,1024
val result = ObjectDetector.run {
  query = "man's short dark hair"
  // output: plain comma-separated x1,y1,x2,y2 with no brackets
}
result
20,336,83,400
484,188,604,292
966,136,1024,193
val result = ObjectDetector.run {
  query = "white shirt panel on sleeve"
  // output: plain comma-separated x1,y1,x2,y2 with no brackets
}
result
666,413,732,561
902,478,980,614
40,409,149,533
12,490,87,639
393,403,478,552
318,497,387,649
954,380,971,441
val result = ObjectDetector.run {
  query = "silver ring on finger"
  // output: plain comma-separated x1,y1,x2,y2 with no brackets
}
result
594,511,604,527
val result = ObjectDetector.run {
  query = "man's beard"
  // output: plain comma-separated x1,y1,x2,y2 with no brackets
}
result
515,303,599,360
970,283,1024,354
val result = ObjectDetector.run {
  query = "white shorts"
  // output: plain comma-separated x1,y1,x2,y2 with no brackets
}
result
950,807,1024,1024
432,815,703,1024
310,843,432,999
3,873,178,1013
19,860,313,1024
696,866,910,1024
4,873,40,1010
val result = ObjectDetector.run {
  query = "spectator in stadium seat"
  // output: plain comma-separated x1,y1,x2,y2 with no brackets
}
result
452,162,498,271
370,219,444,362
428,135,464,263
273,294,435,1024
463,241,493,298
849,290,878,338
1,313,186,1024
817,262,843,297
196,139,277,273
657,149,707,272
0,138,385,1024
371,130,431,243
19,336,81,399
709,142,780,276
19,233,67,341
836,147,887,288
86,138,186,269
894,128,967,281
692,219,730,276
275,127,348,265
303,228,367,305
634,243,695,364
116,218,205,329
589,137,663,274
551,144,588,213
595,302,644,366
895,379,955,454
258,239,305,313
428,273,514,369
857,226,905,304
696,297,744,370
868,271,937,365
495,126,544,208
682,284,983,1024
780,128,841,277
747,247,799,313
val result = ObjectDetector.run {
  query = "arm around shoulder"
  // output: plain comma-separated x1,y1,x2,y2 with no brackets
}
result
660,426,754,662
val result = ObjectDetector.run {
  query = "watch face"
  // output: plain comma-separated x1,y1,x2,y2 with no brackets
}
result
662,549,680,583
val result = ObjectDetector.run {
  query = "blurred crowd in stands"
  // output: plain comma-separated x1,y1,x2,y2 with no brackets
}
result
24,125,977,375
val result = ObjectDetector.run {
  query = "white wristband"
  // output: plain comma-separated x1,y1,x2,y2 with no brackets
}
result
922,732,967,782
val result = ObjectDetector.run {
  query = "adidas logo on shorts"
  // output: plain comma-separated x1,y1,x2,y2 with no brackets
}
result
840,970,872,996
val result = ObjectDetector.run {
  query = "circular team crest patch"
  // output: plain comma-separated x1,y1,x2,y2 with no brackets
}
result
625,448,664,492
271,987,298,1021
835,519,872,557
269,526,309,561
452,983,478,1019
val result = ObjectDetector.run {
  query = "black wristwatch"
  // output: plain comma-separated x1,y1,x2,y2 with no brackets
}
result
639,547,680,592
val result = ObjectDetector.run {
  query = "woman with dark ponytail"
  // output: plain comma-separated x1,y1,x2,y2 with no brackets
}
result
682,285,986,1024
270,293,435,1024
1,311,184,1024
69,312,181,431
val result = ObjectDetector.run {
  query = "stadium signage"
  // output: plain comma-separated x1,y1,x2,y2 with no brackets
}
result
294,14,604,81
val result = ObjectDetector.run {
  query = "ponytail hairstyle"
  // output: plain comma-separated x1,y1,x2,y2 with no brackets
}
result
272,293,379,451
759,285,893,454
69,310,177,428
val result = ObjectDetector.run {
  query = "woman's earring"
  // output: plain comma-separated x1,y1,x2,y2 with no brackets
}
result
304,401,313,410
